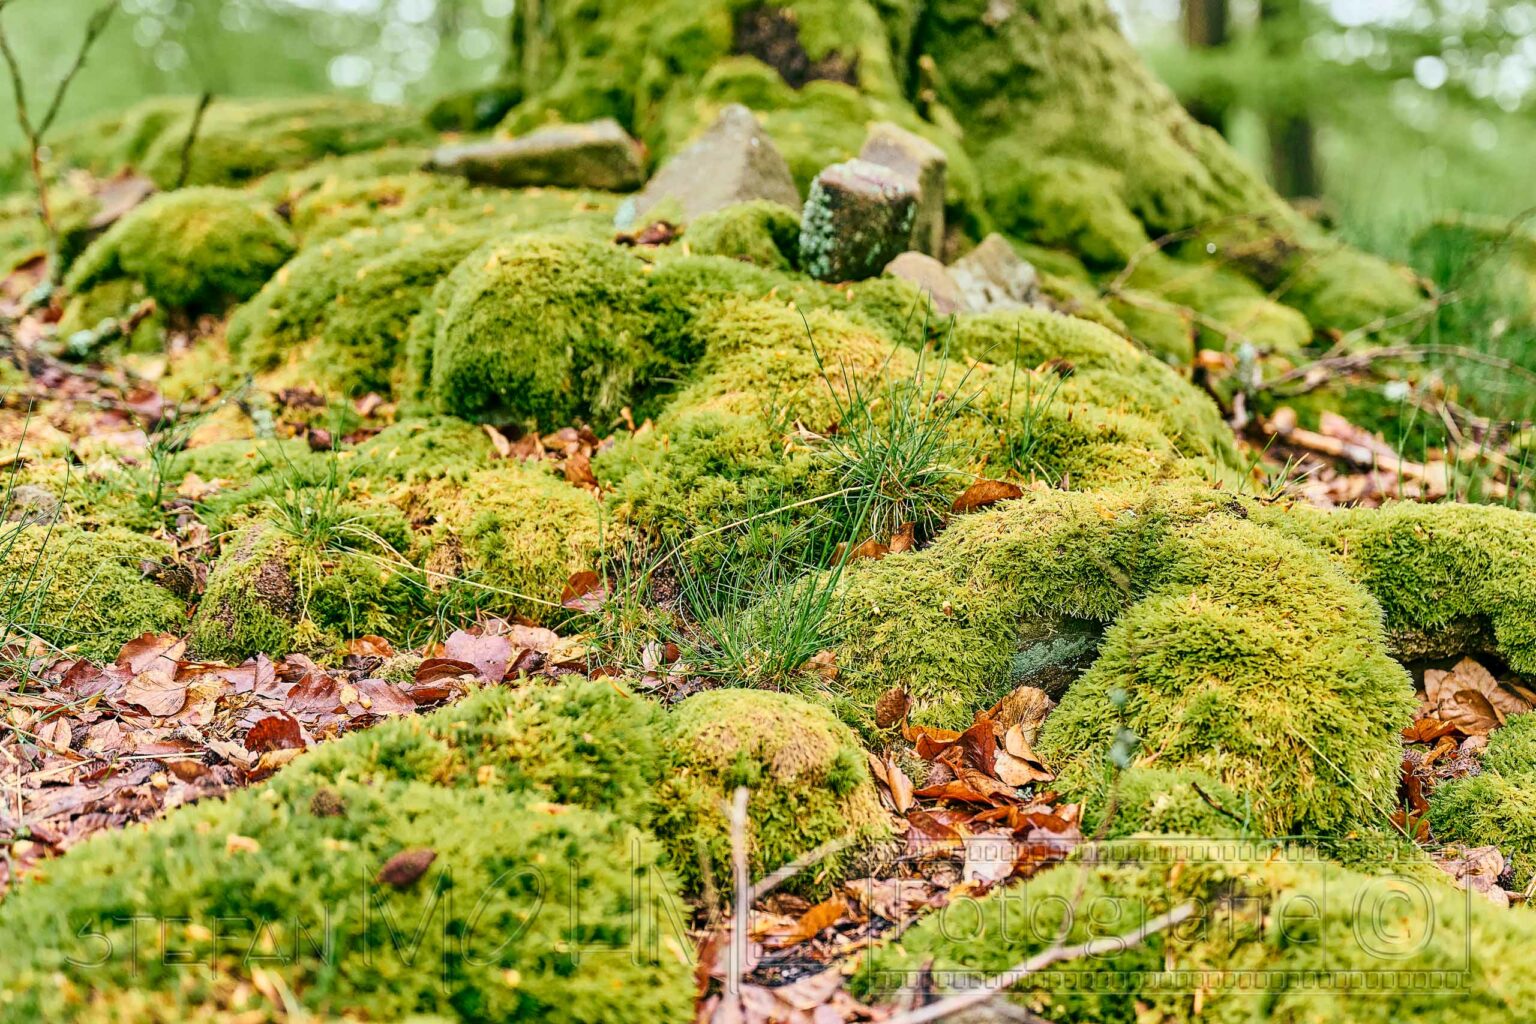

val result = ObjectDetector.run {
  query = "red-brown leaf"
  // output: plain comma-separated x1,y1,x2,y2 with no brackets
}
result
245,713,305,752
951,478,1023,514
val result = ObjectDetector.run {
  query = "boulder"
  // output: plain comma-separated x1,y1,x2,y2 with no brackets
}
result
618,104,799,227
950,232,1041,310
859,121,947,256
799,158,917,283
883,251,966,315
426,118,644,191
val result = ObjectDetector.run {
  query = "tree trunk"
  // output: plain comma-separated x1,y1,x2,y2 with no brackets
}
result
1259,0,1320,198
1181,0,1230,132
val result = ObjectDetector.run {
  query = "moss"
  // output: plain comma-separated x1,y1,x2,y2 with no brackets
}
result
288,677,666,817
655,688,890,897
1255,500,1536,673
190,522,415,661
410,235,663,428
0,525,186,660
685,200,801,270
55,278,167,356
1279,246,1425,335
48,96,433,189
189,525,302,661
857,839,1536,1023
65,188,295,314
1069,766,1249,839
0,777,692,1024
398,461,605,625
1429,713,1536,887
835,485,1413,835
351,417,498,483
228,221,495,396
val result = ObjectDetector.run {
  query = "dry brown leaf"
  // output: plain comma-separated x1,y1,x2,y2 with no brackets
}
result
994,725,1054,786
773,896,849,947
1426,657,1529,716
961,831,1017,885
867,753,914,814
1439,688,1504,736
951,478,1023,514
482,423,513,458
561,571,607,612
122,673,188,717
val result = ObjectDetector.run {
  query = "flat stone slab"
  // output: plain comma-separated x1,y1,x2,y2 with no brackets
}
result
428,118,645,191
620,104,800,227
799,158,917,283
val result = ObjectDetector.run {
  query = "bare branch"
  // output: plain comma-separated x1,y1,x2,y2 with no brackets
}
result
35,0,116,139
880,902,1198,1024
749,836,850,902
724,786,751,1005
173,91,213,190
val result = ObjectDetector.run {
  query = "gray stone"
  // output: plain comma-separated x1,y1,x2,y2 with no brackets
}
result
859,121,946,256
5,484,59,525
427,118,644,191
883,251,966,316
799,159,917,283
949,233,1041,311
620,104,799,227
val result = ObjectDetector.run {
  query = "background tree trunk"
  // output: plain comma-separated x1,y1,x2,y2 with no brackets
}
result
1182,0,1230,133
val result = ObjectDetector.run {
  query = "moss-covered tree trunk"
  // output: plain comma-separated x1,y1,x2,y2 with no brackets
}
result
498,0,1417,336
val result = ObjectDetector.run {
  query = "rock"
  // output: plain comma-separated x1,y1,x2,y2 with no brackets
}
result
949,232,1041,311
427,118,644,191
618,104,799,227
859,121,946,256
799,159,917,283
5,484,60,525
883,251,966,315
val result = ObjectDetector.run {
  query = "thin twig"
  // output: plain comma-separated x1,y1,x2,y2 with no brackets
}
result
880,903,1198,1024
0,0,119,279
726,786,751,1001
173,91,213,190
749,836,850,902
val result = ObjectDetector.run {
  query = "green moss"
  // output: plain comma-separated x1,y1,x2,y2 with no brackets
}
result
288,677,666,817
399,461,605,625
1256,500,1536,673
55,278,167,356
410,235,662,428
47,96,433,189
65,188,295,313
835,485,1413,834
685,200,801,269
1429,713,1536,887
351,417,498,483
0,524,186,660
1069,765,1250,839
655,688,890,897
228,221,494,395
189,522,415,661
0,778,692,1023
858,839,1536,1023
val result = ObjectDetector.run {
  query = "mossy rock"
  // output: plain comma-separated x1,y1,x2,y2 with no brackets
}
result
64,188,295,314
0,777,693,1023
1070,765,1251,839
654,688,891,898
857,838,1536,1023
0,524,186,660
190,522,414,662
350,417,498,483
835,484,1413,835
397,461,605,625
685,200,801,270
287,677,667,817
408,235,662,429
1429,713,1536,887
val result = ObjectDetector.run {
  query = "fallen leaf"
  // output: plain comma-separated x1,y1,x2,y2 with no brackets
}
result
951,478,1023,514
122,673,188,717
962,831,1017,885
875,687,910,728
443,630,513,683
561,571,607,612
346,635,394,659
771,896,849,947
867,753,914,814
1439,689,1503,736
245,713,305,752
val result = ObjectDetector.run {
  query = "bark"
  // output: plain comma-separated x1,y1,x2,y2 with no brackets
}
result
1181,0,1230,132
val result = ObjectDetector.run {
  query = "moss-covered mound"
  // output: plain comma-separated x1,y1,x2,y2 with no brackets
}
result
835,485,1414,835
289,678,667,814
857,839,1533,1024
654,688,891,897
189,522,413,662
64,188,294,317
1429,713,1536,887
0,776,692,1024
0,524,186,660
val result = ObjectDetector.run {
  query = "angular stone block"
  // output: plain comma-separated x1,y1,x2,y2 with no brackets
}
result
799,159,917,283
428,118,644,191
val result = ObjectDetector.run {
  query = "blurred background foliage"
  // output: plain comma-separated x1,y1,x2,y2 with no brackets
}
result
1,0,1528,246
